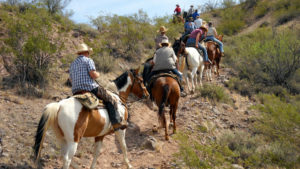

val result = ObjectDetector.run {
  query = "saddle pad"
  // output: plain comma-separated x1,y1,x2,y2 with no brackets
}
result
73,93,105,110
149,72,180,89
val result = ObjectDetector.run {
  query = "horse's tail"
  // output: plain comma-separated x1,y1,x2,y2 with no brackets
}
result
158,85,170,125
33,102,60,162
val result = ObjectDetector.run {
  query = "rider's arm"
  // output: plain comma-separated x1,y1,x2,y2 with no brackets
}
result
89,70,100,80
214,27,218,37
195,32,200,48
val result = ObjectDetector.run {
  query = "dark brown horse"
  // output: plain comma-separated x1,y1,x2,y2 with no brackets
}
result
151,76,180,140
206,35,224,77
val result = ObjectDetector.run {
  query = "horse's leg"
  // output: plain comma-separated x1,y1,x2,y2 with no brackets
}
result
170,102,178,134
191,68,198,92
199,64,205,87
90,136,104,169
217,60,220,76
209,65,213,81
184,72,191,92
62,141,78,169
115,129,132,169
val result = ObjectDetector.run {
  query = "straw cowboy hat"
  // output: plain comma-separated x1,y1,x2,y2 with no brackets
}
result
157,26,168,33
200,25,208,32
159,39,171,47
76,43,93,54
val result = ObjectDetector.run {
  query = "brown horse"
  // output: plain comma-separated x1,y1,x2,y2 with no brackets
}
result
206,35,224,78
151,76,180,140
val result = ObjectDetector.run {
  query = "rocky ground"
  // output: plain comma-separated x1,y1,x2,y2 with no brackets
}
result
0,67,256,169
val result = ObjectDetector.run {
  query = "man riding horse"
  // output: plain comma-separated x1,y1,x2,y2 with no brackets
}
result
69,43,127,131
144,39,187,97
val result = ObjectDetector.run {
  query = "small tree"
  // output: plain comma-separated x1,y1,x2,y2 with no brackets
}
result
40,0,71,14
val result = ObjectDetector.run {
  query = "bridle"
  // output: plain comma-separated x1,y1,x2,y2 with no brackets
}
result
119,70,148,105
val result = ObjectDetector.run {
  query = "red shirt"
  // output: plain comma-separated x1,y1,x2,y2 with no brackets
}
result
174,7,181,13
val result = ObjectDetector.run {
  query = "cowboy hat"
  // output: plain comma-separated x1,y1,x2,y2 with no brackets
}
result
159,39,171,47
199,25,208,32
76,43,93,54
157,26,168,33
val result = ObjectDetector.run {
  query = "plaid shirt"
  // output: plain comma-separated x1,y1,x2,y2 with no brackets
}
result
70,55,98,94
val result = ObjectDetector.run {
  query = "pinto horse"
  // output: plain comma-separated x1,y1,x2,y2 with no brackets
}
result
206,35,224,79
173,39,205,93
33,68,149,169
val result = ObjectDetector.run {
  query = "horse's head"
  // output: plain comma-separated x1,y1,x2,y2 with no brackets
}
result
173,38,185,57
129,68,149,99
114,68,149,100
217,35,223,42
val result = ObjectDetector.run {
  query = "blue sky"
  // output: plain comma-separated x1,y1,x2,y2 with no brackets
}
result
65,0,225,24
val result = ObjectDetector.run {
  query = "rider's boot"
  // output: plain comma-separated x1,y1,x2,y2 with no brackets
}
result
105,101,127,131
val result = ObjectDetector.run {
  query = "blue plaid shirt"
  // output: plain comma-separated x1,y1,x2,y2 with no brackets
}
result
70,55,99,94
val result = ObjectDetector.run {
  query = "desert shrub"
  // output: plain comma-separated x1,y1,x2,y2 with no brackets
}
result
196,84,231,103
252,94,300,168
92,52,115,73
217,6,246,35
91,10,154,61
39,0,71,14
174,132,237,168
253,1,270,18
225,28,300,95
2,6,57,95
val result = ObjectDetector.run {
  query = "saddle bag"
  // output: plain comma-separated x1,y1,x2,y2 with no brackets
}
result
73,92,104,110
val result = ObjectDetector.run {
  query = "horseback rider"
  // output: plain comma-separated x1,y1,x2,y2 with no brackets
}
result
181,17,195,42
187,5,194,18
194,15,202,29
192,9,199,21
206,21,224,56
174,4,181,16
69,43,127,131
146,39,186,97
186,26,212,66
155,26,169,50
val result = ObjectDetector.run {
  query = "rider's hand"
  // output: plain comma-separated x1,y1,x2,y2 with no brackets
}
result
195,44,198,48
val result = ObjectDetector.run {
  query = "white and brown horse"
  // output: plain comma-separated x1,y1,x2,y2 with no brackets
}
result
33,68,149,169
173,39,205,93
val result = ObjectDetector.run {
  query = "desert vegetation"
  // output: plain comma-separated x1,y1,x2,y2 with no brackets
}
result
0,0,299,168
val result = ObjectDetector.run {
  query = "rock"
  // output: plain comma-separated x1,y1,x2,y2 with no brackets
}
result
212,107,220,115
232,164,244,169
142,136,158,151
111,162,122,168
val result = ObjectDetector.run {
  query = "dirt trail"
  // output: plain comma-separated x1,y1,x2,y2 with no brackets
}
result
0,67,255,169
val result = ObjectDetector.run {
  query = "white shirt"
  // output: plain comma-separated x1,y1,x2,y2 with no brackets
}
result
194,18,202,29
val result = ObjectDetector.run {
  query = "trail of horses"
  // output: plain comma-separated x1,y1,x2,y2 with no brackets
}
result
0,67,255,168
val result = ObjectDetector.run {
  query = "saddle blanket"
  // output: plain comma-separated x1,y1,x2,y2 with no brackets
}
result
73,92,105,110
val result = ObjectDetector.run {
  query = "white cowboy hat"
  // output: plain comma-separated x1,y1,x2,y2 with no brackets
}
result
159,39,171,47
76,43,93,54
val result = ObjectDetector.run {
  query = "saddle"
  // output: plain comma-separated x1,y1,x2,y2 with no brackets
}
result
73,92,105,110
148,71,181,100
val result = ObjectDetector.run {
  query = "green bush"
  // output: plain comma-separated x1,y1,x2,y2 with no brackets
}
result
217,6,246,35
92,52,115,73
196,84,232,103
174,132,237,168
252,94,300,168
2,5,57,95
225,28,300,95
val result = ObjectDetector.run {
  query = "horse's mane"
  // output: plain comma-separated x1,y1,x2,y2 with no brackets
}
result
113,71,129,90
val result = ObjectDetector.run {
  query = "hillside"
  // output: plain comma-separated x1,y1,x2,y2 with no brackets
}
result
0,0,300,169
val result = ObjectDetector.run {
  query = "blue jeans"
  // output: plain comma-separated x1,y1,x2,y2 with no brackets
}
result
206,36,224,52
171,69,182,81
186,38,209,62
